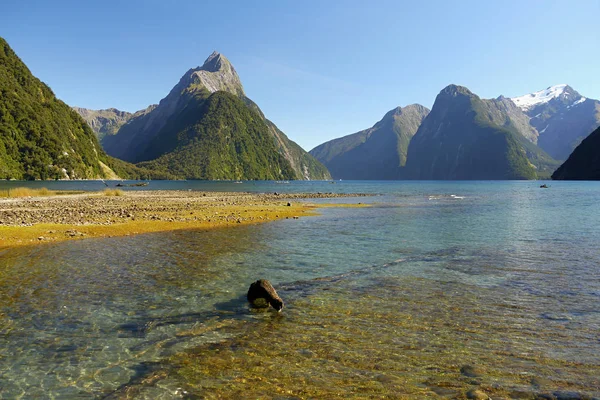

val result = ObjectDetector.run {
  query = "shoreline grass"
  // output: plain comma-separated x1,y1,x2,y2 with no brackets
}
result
0,187,85,198
101,188,124,196
0,187,55,198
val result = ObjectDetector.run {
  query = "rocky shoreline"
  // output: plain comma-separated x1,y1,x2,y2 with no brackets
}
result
0,190,367,248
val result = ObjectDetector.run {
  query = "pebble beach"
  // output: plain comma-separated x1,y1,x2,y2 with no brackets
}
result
0,190,365,249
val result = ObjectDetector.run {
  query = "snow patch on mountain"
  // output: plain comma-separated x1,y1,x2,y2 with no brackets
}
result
511,84,568,111
568,97,587,108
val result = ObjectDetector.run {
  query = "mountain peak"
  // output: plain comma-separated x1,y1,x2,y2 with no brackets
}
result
381,104,429,120
201,51,228,72
440,84,475,97
388,106,403,116
510,84,583,111
180,51,245,96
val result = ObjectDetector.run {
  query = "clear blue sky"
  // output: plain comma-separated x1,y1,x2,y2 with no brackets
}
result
4,0,599,151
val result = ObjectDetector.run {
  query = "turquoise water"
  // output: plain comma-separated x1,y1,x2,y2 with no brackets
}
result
0,181,599,398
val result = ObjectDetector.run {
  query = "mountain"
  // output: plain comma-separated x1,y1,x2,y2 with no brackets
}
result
136,91,296,180
0,38,126,179
102,52,330,180
309,104,429,179
511,84,600,160
73,105,158,142
552,126,600,180
73,107,133,140
403,85,559,180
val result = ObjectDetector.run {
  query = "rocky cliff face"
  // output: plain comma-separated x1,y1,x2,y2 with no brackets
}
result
511,85,600,160
310,104,429,179
72,107,133,140
403,85,558,180
552,126,600,180
188,51,245,96
101,52,329,180
484,96,539,144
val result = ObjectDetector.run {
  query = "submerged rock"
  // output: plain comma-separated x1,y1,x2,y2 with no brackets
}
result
552,391,593,400
247,279,284,311
460,364,484,378
466,388,490,399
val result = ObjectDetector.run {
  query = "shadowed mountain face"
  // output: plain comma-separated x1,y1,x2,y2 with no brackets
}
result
403,85,559,180
511,84,600,161
552,126,600,180
72,107,134,141
310,105,430,179
101,52,330,180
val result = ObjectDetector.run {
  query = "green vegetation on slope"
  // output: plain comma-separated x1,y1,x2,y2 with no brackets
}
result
552,126,600,180
104,157,177,180
0,37,170,180
0,37,110,179
265,120,331,180
472,97,558,179
138,91,296,180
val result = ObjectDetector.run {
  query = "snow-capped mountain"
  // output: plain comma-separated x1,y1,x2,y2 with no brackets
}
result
511,84,585,112
510,85,600,160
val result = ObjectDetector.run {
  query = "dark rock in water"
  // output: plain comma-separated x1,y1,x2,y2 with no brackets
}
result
536,394,557,400
247,279,284,311
429,386,460,397
509,390,536,399
466,388,490,399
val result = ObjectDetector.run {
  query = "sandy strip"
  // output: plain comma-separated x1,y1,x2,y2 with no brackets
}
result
0,190,366,249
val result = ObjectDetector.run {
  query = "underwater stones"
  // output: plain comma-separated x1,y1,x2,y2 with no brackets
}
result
530,376,552,389
509,390,537,399
429,386,460,397
298,349,315,358
247,279,284,311
552,391,593,400
461,364,484,378
466,388,490,399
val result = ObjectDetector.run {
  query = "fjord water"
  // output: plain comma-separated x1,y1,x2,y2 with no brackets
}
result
0,181,599,398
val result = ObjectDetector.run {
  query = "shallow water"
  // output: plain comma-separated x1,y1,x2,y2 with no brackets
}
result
0,181,599,398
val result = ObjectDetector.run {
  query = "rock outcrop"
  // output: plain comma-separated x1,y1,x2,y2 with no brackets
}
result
247,279,284,311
